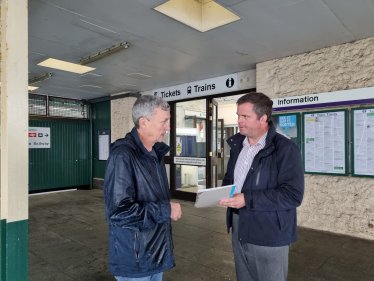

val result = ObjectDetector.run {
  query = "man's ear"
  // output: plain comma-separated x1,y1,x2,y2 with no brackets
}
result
139,117,148,130
260,115,267,124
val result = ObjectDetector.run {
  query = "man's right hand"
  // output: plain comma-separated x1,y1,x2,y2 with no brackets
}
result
170,202,182,221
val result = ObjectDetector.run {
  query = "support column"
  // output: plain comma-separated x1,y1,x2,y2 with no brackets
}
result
0,0,29,280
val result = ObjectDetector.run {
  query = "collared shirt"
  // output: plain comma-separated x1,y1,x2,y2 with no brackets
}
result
234,131,268,194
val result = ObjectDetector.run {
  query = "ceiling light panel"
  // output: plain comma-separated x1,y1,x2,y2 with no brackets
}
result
154,0,241,32
0,82,38,91
38,58,95,74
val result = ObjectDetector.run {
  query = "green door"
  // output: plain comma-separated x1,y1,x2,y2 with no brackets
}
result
29,119,90,192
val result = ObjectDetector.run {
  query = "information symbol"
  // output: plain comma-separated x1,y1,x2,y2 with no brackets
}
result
226,78,235,88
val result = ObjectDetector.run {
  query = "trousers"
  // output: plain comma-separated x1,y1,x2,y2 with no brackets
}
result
232,213,289,281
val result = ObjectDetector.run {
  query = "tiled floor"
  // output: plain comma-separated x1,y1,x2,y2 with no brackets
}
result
27,189,374,281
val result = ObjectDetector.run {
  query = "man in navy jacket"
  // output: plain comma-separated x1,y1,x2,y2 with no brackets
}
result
220,92,304,281
104,95,182,281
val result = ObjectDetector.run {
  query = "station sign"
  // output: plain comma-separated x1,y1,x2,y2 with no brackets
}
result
153,73,238,102
29,127,50,148
273,87,374,111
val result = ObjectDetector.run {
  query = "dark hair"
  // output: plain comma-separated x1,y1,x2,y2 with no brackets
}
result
236,92,273,123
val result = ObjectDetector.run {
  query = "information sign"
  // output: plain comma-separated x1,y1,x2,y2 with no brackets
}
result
352,107,374,177
174,157,206,166
302,110,348,176
29,127,50,148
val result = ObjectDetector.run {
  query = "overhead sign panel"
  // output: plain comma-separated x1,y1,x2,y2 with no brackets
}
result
273,87,374,111
153,73,238,102
29,127,50,148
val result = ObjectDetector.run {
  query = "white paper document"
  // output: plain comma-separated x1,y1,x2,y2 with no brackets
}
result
194,185,236,208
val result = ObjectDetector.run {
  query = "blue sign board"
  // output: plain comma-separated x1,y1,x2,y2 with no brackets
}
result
279,115,297,132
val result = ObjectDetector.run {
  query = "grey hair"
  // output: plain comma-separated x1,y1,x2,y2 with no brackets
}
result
132,95,170,129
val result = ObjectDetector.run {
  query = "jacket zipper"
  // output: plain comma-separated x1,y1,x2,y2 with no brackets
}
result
151,157,168,200
151,157,173,255
256,159,263,186
134,231,140,272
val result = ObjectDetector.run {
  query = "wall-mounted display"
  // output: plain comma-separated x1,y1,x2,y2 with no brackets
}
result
271,113,300,148
351,107,374,178
98,129,111,161
302,109,348,176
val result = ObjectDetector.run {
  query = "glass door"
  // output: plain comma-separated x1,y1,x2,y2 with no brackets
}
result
217,119,224,186
209,99,219,188
173,98,207,200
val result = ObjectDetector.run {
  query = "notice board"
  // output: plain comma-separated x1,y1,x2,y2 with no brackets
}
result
351,107,374,178
302,109,348,176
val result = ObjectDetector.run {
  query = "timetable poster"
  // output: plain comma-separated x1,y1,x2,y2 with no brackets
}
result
353,108,374,177
303,110,347,175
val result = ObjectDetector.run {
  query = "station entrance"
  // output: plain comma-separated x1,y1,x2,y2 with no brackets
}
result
163,90,254,201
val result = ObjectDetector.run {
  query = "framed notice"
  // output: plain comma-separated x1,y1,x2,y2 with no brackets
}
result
271,113,301,148
351,107,374,178
98,129,111,161
302,109,348,176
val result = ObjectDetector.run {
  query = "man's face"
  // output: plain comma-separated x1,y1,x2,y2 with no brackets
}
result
146,107,171,144
236,102,266,139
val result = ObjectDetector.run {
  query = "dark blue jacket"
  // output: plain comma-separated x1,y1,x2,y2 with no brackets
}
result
103,127,175,278
223,121,304,247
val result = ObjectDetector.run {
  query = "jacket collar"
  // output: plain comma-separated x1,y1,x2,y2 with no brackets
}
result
226,121,277,152
130,127,171,160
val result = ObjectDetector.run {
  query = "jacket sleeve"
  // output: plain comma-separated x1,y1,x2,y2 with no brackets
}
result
244,142,304,211
104,154,171,232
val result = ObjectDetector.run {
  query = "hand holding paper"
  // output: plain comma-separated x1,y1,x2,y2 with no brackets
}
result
194,185,236,208
219,193,246,209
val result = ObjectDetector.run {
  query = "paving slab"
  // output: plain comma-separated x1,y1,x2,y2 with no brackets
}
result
27,189,374,281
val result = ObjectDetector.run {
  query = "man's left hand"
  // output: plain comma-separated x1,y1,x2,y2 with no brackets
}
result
219,193,246,209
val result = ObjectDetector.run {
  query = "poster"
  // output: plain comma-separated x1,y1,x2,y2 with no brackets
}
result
303,110,347,175
271,114,300,147
352,108,374,177
98,129,110,161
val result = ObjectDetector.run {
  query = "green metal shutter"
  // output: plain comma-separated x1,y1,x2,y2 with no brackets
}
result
29,120,90,192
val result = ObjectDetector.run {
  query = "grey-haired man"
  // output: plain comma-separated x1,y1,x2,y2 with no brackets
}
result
104,95,182,281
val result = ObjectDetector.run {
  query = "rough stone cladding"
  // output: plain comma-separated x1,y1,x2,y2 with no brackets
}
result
111,93,137,141
256,37,374,240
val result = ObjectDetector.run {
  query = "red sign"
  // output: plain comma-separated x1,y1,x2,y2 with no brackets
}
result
29,133,37,137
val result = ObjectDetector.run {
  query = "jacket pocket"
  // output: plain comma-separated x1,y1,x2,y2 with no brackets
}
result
276,211,284,231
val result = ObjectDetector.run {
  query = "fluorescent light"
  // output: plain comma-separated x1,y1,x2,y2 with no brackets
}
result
28,72,53,85
28,86,39,91
38,58,95,74
78,42,129,65
0,82,39,91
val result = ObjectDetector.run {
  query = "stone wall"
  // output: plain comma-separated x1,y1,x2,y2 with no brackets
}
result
111,92,137,141
256,37,374,240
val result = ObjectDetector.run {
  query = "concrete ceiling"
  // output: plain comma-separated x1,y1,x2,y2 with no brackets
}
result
25,0,374,100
